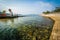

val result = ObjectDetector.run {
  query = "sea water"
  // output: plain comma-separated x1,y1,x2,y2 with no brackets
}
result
0,15,54,40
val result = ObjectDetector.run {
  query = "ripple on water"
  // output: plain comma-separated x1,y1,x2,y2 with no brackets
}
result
0,15,54,40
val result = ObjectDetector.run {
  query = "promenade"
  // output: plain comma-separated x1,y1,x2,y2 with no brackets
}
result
42,13,60,40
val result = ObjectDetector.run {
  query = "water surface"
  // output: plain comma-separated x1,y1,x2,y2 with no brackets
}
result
0,15,54,40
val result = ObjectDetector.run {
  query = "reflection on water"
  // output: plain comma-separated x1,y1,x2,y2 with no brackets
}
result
0,15,54,40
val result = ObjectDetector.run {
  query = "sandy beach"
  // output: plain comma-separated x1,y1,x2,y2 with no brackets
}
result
41,13,60,40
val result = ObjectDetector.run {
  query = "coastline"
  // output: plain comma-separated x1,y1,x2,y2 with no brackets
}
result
41,13,60,40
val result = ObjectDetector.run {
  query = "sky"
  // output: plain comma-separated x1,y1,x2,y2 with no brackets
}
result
0,0,60,15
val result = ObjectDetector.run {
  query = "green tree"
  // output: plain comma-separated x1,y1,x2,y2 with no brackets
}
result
43,11,50,14
53,7,60,12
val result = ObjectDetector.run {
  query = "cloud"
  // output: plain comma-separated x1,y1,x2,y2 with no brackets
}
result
34,1,54,12
0,1,54,14
0,3,7,11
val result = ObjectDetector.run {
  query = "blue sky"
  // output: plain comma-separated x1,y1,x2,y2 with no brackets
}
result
0,0,60,15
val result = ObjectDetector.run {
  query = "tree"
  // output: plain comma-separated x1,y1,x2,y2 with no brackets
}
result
8,9,13,16
53,7,60,12
43,11,50,14
2,10,6,14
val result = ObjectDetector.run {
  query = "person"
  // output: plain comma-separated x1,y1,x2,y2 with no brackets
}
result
8,9,13,16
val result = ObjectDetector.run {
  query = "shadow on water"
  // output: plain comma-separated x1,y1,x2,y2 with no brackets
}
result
0,15,54,40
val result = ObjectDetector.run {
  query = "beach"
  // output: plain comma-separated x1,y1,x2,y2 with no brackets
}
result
41,13,60,40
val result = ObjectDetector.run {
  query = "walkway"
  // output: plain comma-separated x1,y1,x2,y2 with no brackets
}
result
41,13,60,40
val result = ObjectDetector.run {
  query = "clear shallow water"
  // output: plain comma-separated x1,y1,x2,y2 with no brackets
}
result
0,15,54,40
